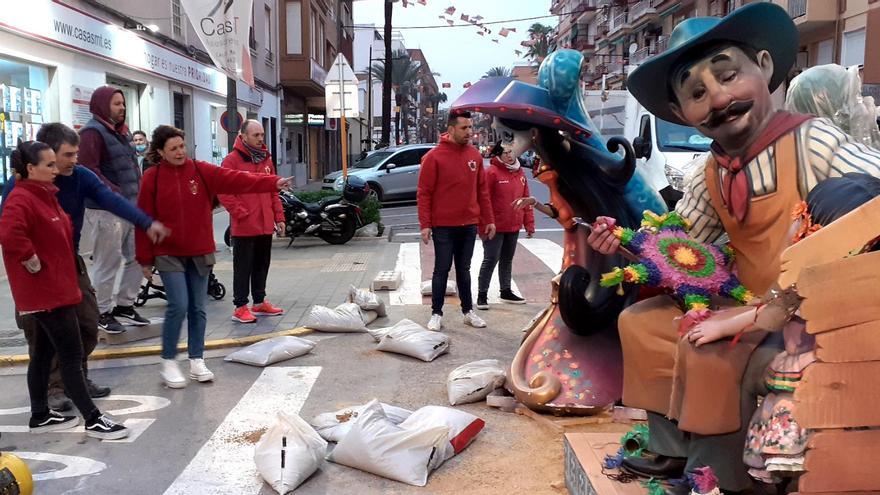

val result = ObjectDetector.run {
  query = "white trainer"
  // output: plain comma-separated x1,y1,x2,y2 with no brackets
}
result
161,359,187,389
463,310,487,328
427,314,443,331
189,358,215,382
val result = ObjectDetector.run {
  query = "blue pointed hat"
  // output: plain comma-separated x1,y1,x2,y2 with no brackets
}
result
627,2,797,125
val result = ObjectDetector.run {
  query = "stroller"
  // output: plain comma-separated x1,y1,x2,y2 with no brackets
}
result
134,267,226,307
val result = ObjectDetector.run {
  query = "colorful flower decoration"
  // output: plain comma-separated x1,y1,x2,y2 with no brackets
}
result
600,211,754,311
688,466,721,495
620,423,650,457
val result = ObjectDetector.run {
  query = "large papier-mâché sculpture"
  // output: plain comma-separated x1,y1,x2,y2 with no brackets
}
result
451,49,667,413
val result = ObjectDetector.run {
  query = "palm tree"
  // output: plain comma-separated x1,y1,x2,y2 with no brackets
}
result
381,0,393,147
425,92,448,141
484,66,512,78
371,50,422,145
526,23,553,66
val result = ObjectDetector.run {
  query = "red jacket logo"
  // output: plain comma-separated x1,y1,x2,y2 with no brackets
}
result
189,180,199,195
467,160,477,171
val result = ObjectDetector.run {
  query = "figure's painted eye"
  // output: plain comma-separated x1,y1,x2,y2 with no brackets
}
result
503,131,514,142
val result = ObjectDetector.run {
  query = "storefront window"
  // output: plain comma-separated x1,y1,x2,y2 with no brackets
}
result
0,57,50,185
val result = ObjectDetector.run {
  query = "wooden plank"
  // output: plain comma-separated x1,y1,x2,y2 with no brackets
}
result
799,430,880,492
793,362,880,428
815,320,880,362
797,251,880,334
779,195,880,288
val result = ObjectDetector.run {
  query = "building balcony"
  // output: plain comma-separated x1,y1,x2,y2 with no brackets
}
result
656,35,669,54
608,12,631,37
281,58,328,97
787,0,836,34
573,0,599,22
631,46,655,64
630,0,660,26
605,60,624,76
574,34,596,52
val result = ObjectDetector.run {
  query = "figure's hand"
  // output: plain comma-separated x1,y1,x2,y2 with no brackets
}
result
275,222,286,236
687,320,730,347
421,228,431,245
141,265,154,280
526,230,535,239
587,216,619,255
147,221,170,244
512,197,537,210
276,177,293,190
485,223,497,240
22,254,41,274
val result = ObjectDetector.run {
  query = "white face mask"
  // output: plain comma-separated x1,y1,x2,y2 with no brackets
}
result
505,158,521,172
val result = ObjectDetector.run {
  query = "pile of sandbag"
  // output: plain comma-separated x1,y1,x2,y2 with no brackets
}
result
310,401,413,443
255,412,327,493
421,280,457,296
224,336,316,367
446,359,507,405
304,303,377,332
347,285,387,317
325,399,485,486
369,319,450,362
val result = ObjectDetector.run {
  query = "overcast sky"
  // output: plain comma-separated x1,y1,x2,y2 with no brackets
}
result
352,0,556,106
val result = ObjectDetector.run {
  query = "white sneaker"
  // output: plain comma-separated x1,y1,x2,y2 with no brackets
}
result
160,359,187,389
427,314,443,331
463,310,487,328
189,358,215,383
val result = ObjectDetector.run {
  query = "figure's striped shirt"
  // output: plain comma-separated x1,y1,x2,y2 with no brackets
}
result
676,118,880,243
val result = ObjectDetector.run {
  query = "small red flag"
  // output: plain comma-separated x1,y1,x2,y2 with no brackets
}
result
499,28,510,37
463,82,472,88
445,6,455,14
442,82,451,88
460,14,469,22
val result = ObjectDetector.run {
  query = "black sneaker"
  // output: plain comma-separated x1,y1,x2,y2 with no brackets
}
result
111,305,150,326
98,312,126,334
85,415,129,440
29,410,79,433
476,293,489,310
500,290,526,304
87,380,111,398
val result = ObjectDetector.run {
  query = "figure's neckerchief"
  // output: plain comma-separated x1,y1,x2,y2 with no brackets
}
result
710,111,813,222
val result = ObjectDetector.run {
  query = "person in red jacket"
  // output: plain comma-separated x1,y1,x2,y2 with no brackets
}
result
476,144,535,309
417,111,496,331
0,141,128,440
136,125,292,389
218,120,286,324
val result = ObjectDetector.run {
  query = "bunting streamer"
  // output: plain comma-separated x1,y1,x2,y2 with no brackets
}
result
444,6,455,14
460,13,469,21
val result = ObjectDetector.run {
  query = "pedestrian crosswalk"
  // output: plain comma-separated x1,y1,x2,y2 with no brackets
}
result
387,238,564,306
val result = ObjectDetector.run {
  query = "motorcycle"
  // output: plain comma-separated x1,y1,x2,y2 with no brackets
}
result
223,176,370,246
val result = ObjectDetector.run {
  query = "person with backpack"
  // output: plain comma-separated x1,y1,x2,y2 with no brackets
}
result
135,125,292,388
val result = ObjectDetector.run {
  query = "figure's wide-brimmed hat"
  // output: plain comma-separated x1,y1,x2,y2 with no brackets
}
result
450,77,592,138
627,2,797,125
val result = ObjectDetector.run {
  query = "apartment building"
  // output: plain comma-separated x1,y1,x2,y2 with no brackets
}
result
407,48,439,144
0,0,283,183
279,0,354,182
352,24,405,147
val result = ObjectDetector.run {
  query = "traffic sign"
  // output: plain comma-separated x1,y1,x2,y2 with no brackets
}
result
220,110,243,132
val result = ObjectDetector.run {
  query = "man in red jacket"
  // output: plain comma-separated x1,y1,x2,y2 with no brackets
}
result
417,111,495,331
218,120,286,323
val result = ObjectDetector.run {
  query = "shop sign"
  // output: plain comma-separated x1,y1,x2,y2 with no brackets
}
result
0,1,226,94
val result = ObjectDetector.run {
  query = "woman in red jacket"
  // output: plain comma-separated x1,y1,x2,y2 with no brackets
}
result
0,141,128,440
476,144,535,309
136,126,291,389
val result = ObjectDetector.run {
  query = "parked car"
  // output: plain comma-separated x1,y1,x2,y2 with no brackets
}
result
322,143,435,201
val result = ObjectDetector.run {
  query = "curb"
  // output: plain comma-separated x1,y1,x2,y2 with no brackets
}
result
0,326,313,368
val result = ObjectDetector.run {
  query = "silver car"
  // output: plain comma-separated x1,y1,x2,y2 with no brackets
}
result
322,144,435,201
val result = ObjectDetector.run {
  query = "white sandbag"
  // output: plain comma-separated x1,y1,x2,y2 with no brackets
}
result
224,336,316,367
446,359,507,405
310,401,413,443
376,322,450,362
420,280,457,296
366,318,423,343
305,303,367,332
399,406,485,471
348,285,387,317
355,222,379,237
327,400,448,487
254,411,327,494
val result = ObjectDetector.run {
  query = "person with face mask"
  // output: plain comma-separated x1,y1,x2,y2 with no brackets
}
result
132,130,150,172
475,141,534,309
78,86,148,335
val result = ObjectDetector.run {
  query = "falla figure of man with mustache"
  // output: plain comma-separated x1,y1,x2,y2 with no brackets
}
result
586,2,880,492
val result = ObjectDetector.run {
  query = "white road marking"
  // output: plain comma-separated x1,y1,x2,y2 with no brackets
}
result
471,240,520,303
518,238,564,273
14,451,106,481
388,243,423,305
394,228,564,237
163,366,321,495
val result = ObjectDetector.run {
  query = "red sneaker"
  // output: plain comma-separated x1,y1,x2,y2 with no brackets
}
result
232,305,257,323
251,301,284,316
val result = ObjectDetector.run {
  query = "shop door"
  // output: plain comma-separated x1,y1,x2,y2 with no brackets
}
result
172,93,194,157
107,77,142,135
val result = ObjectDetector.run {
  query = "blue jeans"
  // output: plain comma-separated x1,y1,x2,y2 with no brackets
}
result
431,225,477,316
159,260,208,360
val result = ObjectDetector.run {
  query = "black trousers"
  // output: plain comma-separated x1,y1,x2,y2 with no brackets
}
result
27,305,99,420
20,255,99,395
431,225,477,316
232,234,273,308
478,231,519,295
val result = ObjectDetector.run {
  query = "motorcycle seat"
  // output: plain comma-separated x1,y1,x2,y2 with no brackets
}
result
303,196,341,213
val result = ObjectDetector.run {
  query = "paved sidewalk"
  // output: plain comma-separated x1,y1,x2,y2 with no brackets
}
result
0,232,398,357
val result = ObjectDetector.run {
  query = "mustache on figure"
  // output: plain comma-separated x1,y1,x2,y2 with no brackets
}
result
703,100,754,129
